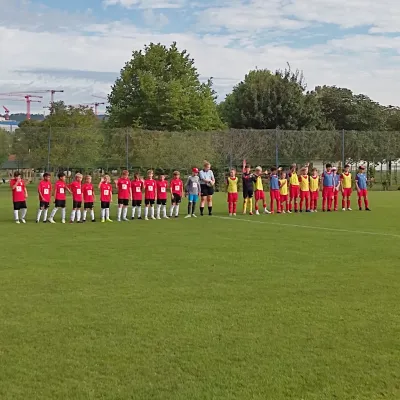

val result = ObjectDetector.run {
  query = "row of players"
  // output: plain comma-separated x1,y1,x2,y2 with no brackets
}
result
8,163,370,223
232,163,370,216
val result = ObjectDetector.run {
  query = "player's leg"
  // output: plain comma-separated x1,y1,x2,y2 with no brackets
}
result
170,199,175,217
364,191,370,210
101,206,106,222
37,203,43,223
13,202,20,223
243,193,248,214
327,189,333,211
305,193,310,212
42,203,49,222
90,204,95,222
122,200,129,220
144,200,149,220
207,193,213,216
70,204,76,223
156,200,162,219
117,201,123,221
49,204,58,223
248,193,253,215
347,192,352,210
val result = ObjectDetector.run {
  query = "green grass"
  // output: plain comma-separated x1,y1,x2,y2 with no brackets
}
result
0,187,400,400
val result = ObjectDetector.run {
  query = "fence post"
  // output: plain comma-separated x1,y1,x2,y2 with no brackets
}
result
47,126,51,172
275,128,279,167
341,129,345,167
126,129,129,170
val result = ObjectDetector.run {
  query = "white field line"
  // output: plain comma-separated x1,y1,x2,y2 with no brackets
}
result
215,216,400,239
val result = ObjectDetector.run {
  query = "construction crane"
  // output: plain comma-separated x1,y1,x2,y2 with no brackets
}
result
0,93,43,120
0,89,64,103
68,102,105,115
92,95,108,101
2,106,10,120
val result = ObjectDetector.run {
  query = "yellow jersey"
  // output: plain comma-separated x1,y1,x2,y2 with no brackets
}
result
289,172,299,186
255,175,264,191
279,179,288,195
309,175,319,192
299,175,309,191
341,172,352,189
227,177,238,193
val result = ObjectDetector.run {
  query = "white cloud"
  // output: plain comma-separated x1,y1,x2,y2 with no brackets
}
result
103,0,185,9
143,9,169,27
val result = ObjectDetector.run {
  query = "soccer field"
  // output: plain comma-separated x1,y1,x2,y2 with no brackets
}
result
0,188,399,400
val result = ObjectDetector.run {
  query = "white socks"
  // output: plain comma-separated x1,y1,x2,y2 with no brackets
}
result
175,204,180,216
122,207,128,220
61,208,66,220
14,210,19,221
117,207,122,221
144,207,148,218
83,210,87,221
50,208,58,219
157,204,161,218
170,205,175,217
71,210,76,222
162,205,167,218
37,209,42,221
105,208,110,219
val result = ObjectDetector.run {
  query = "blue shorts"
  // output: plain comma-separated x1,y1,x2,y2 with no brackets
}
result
188,194,198,202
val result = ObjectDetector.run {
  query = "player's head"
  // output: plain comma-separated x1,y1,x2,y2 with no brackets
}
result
75,173,83,182
245,164,251,173
344,164,350,172
134,172,140,180
280,170,286,179
103,174,110,183
255,166,262,176
230,168,236,177
270,166,277,174
58,172,66,181
302,166,309,175
43,172,50,181
159,172,165,180
290,163,297,172
203,161,211,171
173,171,180,178
331,167,337,174
122,170,129,178
312,168,318,175
14,171,21,178
147,169,154,178
192,167,199,176
325,163,332,172
85,175,92,183
358,165,365,173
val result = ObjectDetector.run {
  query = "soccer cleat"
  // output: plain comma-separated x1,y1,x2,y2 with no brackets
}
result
249,212,253,215
151,216,156,220
192,214,197,218
348,208,352,211
43,220,47,223
131,217,135,220
122,218,129,222
287,211,292,214
138,217,142,220
282,210,286,214
229,213,232,216
36,220,39,223
21,219,26,224
359,207,362,211
314,210,318,213
144,217,149,221
264,209,271,214
342,208,346,211
117,219,121,222
157,216,161,220
49,218,56,224
101,218,105,223
92,219,96,222
306,210,311,213
70,221,74,224
184,214,192,218
164,216,170,219
61,219,66,224
233,213,236,216
82,220,86,223
174,215,178,218
15,220,20,224
255,210,260,215
106,218,113,222
310,210,314,213
366,208,371,211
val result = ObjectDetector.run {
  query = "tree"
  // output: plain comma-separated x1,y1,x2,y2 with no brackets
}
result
0,128,11,165
107,42,223,131
218,67,324,130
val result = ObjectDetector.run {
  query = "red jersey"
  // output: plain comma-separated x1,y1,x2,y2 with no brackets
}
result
82,183,94,203
117,178,131,199
144,179,157,200
38,180,51,202
55,180,67,200
170,178,183,195
131,179,143,201
10,179,26,202
157,180,168,200
100,182,112,202
69,181,83,202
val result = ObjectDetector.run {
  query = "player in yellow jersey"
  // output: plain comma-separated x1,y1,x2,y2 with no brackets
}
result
288,163,300,212
254,166,270,215
279,171,289,213
226,169,238,216
298,166,311,212
340,164,353,211
309,168,319,212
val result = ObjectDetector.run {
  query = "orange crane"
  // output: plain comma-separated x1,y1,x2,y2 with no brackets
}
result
0,93,43,120
2,106,10,120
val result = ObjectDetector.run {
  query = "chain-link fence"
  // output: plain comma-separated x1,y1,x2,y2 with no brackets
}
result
1,128,400,190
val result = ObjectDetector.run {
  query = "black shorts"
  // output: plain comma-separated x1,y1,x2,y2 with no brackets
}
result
72,201,82,209
39,201,50,209
84,202,94,209
145,199,155,205
172,194,181,204
243,190,254,199
13,201,27,210
132,200,142,207
55,200,66,208
101,201,110,209
157,199,167,205
118,198,129,206
201,184,214,197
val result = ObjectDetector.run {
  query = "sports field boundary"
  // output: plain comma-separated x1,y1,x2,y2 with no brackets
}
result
216,216,400,238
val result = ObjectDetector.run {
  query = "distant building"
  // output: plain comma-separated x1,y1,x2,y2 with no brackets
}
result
0,120,19,132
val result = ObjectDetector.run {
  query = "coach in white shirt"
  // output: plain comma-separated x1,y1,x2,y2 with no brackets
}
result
199,161,215,216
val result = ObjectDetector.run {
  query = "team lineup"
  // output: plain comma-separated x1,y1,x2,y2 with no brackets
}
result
8,161,370,224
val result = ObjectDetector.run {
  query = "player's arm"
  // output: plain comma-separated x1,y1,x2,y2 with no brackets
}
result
210,171,215,186
355,177,360,192
24,184,28,198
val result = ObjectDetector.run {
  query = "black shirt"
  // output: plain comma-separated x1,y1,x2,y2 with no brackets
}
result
242,173,256,192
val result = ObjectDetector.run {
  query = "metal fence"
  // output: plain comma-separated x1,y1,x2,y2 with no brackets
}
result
2,128,400,190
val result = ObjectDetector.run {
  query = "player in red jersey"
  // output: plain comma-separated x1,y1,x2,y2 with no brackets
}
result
170,171,183,218
116,170,131,222
36,172,51,223
49,172,71,223
156,172,169,219
143,170,157,220
10,171,28,223
82,175,96,222
131,172,143,220
69,173,83,223
99,175,113,222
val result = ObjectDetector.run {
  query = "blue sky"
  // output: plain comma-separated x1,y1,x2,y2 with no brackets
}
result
1,0,400,114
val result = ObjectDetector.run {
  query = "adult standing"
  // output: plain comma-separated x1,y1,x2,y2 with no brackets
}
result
199,161,215,216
